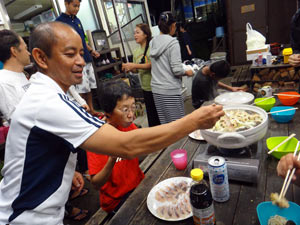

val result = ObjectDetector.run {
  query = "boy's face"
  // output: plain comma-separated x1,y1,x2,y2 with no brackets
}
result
108,96,136,128
65,0,80,16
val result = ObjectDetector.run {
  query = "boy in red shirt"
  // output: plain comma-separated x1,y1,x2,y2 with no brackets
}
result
87,80,144,213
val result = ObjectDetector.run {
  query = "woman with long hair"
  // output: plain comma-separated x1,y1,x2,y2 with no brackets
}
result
122,23,160,127
149,12,193,124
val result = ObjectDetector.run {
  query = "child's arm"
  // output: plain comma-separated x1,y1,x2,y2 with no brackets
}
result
186,45,192,56
68,86,90,112
217,81,247,92
90,157,117,190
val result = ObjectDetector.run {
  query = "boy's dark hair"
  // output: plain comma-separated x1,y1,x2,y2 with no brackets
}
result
0,29,20,63
158,11,176,34
99,79,134,114
65,0,81,3
210,60,230,79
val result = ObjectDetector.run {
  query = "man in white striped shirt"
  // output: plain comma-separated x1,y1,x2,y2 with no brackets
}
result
0,22,224,225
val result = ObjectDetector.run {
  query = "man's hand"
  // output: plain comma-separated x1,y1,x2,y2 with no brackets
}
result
277,153,300,187
288,54,300,67
91,50,100,58
122,63,136,72
191,104,224,130
72,171,85,192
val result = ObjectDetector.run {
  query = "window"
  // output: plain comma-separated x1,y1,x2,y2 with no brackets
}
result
194,0,218,22
179,0,218,22
101,0,147,44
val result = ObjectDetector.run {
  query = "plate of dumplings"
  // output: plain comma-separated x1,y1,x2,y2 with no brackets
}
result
147,177,193,221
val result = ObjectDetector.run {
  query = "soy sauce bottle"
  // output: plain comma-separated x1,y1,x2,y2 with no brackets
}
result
190,168,215,225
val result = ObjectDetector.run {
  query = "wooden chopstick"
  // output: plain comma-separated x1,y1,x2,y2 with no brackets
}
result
251,96,274,105
279,141,300,199
279,142,300,199
267,133,296,155
274,93,300,97
267,107,298,114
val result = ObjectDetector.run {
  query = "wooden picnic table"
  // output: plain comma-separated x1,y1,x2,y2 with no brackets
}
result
89,103,300,225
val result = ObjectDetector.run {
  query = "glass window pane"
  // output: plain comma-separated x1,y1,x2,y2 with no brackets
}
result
128,1,148,24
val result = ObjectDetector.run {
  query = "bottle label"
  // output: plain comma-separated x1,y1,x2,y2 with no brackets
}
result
192,204,215,225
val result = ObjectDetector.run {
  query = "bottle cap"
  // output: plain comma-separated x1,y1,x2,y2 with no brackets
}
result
190,168,203,181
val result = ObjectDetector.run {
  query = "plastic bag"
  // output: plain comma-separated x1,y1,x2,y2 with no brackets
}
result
246,23,266,50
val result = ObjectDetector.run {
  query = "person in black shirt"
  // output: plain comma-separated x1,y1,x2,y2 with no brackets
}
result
179,23,194,61
192,60,247,109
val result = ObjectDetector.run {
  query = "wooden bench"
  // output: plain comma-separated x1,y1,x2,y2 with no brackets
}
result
85,150,164,225
231,64,252,86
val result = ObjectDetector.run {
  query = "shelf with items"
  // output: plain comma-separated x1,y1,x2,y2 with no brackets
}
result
94,61,122,73
92,47,123,74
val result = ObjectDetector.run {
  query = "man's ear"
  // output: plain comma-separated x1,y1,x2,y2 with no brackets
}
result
10,46,19,58
31,48,48,70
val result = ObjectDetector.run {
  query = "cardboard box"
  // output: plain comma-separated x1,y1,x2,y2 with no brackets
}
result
246,45,270,61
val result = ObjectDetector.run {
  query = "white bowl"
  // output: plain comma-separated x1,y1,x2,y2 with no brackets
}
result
214,92,254,105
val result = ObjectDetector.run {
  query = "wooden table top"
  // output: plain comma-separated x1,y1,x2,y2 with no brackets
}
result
105,105,300,225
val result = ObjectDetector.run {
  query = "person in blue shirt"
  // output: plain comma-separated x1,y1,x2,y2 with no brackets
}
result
56,0,101,117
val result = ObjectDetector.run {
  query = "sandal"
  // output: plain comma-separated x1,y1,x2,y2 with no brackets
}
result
65,208,89,221
91,111,104,117
69,188,89,201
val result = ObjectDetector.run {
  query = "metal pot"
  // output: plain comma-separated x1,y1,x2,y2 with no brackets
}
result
201,105,268,149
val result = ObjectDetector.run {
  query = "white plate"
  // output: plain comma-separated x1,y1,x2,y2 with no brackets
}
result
214,92,254,105
147,177,193,221
189,130,205,141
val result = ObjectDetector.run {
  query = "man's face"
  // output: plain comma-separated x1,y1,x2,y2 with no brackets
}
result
65,0,80,16
15,37,31,67
108,96,136,128
45,26,85,92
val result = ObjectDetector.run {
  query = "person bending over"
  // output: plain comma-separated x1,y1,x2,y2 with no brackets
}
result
192,60,247,109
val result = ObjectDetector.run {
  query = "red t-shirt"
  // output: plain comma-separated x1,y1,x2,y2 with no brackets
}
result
87,123,145,212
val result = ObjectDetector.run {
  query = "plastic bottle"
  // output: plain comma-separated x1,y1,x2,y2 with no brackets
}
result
190,168,215,225
257,52,263,66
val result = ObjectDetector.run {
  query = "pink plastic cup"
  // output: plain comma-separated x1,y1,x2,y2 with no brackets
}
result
170,149,187,170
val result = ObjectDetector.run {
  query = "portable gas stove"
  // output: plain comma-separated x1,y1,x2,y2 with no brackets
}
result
193,140,262,183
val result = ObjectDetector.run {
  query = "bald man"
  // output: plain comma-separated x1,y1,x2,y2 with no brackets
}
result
0,22,224,224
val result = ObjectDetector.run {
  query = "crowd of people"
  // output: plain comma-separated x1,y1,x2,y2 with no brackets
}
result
0,0,299,224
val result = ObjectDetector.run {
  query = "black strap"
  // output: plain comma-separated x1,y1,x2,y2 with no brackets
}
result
140,42,149,64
